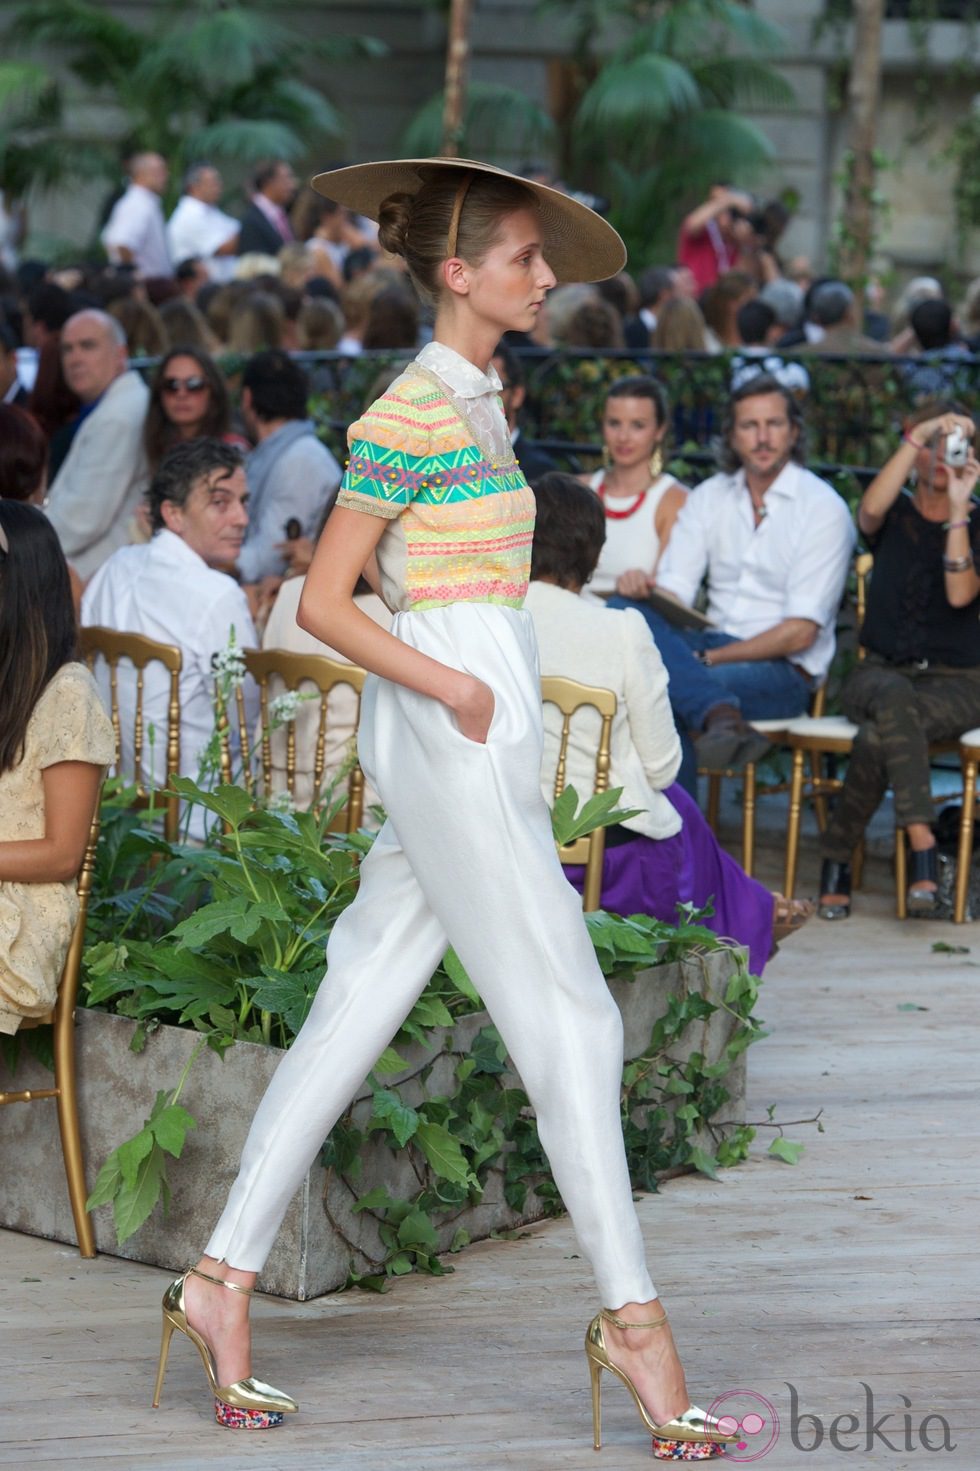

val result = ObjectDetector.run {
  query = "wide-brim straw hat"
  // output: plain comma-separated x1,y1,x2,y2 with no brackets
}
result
310,156,626,284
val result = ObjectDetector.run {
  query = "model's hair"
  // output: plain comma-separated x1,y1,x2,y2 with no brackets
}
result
718,372,806,473
530,471,607,589
148,438,244,533
605,374,669,428
144,346,231,473
242,347,308,421
377,168,537,307
0,404,48,502
0,500,77,775
652,296,708,352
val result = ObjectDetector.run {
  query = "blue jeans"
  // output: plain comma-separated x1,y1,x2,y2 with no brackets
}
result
607,597,812,794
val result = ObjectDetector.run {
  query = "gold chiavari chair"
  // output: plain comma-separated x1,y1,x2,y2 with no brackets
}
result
224,648,368,833
80,627,182,843
0,809,101,1257
541,675,617,913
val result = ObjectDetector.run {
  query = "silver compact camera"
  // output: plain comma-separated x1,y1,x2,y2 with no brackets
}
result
945,425,969,468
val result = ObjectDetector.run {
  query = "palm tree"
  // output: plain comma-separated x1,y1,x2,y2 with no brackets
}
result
554,0,795,265
0,0,384,219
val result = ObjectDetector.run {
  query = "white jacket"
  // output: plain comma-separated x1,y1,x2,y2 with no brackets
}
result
524,581,683,840
46,370,150,580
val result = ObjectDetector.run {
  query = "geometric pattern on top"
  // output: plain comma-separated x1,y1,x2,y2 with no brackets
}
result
336,369,536,611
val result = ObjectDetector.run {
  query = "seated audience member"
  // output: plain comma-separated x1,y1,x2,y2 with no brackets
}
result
759,277,805,342
361,287,419,351
238,159,298,257
526,475,809,973
563,297,625,349
652,296,710,353
797,280,885,356
296,296,344,352
700,270,755,350
226,290,284,354
0,501,114,1034
581,376,686,598
609,375,856,791
101,152,172,279
902,299,971,399
336,273,382,355
81,440,257,835
166,164,240,281
0,403,46,504
158,296,221,355
959,276,980,352
144,346,247,475
677,185,755,293
818,405,980,921
890,275,943,353
731,299,810,395
491,343,557,482
107,294,167,357
174,257,210,300
262,571,391,813
633,266,675,344
239,349,342,583
45,310,150,581
598,271,644,348
0,321,28,405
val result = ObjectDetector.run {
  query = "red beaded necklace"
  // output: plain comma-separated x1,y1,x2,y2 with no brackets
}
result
597,475,649,520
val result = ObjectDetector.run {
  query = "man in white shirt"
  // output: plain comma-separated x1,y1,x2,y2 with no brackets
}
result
101,153,172,278
166,164,240,281
45,309,150,580
82,439,258,838
610,375,855,792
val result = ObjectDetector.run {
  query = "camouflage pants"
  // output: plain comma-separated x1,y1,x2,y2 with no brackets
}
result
821,656,980,861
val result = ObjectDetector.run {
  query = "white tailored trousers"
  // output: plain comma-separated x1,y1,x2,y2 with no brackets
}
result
206,604,656,1309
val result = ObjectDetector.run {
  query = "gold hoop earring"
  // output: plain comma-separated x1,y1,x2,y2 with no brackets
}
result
649,445,664,479
602,445,612,470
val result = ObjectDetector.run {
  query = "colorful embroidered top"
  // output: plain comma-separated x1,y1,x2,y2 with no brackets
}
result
335,344,535,613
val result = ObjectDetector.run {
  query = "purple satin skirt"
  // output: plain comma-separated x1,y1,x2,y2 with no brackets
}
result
563,782,774,975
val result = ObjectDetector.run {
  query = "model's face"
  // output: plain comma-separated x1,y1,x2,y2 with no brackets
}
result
160,354,212,434
461,208,556,336
731,392,798,479
162,465,249,568
60,313,125,403
602,395,663,470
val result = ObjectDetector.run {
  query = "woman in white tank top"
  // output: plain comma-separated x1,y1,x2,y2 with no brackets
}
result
582,376,687,599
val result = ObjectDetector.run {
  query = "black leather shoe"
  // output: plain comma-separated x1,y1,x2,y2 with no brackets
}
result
818,859,851,920
907,847,939,916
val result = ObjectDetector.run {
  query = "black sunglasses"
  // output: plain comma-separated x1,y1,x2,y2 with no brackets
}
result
161,375,208,394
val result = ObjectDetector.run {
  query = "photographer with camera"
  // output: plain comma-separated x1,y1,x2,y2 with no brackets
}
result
676,185,755,293
819,403,980,921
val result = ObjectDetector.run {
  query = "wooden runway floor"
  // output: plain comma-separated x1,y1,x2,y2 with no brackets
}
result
3,866,977,1470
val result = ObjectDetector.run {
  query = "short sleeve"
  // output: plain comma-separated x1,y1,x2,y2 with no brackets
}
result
335,384,432,521
31,664,115,771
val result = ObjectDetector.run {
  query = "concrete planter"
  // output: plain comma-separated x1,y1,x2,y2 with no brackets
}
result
0,951,745,1299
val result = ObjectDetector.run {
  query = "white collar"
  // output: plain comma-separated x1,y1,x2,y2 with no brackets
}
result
152,527,209,570
733,460,801,503
417,340,502,400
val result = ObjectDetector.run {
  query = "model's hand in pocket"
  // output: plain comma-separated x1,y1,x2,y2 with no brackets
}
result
449,674,496,744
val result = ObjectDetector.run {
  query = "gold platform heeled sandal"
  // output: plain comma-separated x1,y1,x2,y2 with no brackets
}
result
152,1267,298,1429
585,1308,737,1461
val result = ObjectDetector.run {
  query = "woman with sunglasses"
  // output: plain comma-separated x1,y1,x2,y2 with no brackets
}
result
144,345,247,475
0,500,114,1035
160,156,737,1461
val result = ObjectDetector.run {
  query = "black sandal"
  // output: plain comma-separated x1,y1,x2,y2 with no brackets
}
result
907,847,939,916
818,859,851,920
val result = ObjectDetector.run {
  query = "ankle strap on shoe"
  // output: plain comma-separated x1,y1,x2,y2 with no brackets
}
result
189,1266,255,1296
601,1307,668,1330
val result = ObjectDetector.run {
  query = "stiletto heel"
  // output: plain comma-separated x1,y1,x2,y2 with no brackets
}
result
152,1267,298,1429
589,1353,604,1450
584,1309,736,1460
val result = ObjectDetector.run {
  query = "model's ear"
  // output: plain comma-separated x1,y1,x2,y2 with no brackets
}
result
442,257,471,299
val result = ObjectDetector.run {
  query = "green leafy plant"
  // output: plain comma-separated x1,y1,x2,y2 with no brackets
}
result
78,776,766,1277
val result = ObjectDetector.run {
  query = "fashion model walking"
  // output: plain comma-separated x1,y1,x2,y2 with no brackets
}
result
153,156,736,1459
